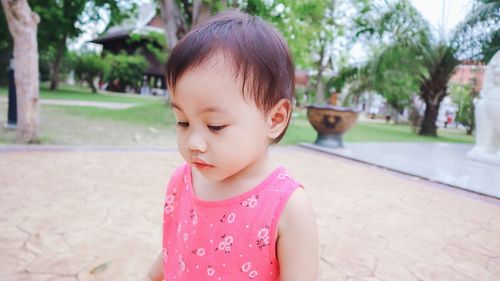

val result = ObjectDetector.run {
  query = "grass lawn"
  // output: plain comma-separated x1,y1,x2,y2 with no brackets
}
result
0,84,474,145
281,109,474,145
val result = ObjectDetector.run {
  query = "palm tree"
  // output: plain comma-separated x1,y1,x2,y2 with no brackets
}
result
360,0,499,136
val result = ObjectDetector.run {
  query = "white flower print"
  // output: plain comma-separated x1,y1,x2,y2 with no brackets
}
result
257,227,269,239
207,266,215,276
180,261,186,271
224,235,234,244
165,194,175,204
177,223,182,234
195,248,205,256
190,209,198,225
218,241,227,251
240,262,251,272
227,212,236,224
241,195,259,208
164,205,174,214
216,235,233,253
164,193,176,214
178,255,186,272
256,225,271,249
278,172,292,180
249,270,258,279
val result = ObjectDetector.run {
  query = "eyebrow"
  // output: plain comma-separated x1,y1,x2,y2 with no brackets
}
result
171,102,229,114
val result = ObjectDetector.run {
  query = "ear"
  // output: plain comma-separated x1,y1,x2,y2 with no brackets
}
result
267,99,292,140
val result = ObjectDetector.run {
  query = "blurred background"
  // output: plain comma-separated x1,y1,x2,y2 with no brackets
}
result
0,0,498,145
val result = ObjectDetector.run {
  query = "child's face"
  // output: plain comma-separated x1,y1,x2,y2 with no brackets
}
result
170,57,271,182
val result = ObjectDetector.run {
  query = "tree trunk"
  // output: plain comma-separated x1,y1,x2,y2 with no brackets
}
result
1,0,40,143
419,92,444,136
314,39,326,104
49,35,67,90
86,76,97,93
392,107,400,125
314,70,325,104
158,0,186,50
192,0,211,27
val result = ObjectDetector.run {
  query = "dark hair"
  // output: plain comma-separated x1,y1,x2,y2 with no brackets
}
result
165,10,295,143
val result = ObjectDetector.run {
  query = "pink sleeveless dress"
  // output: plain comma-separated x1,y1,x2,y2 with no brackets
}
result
162,163,301,281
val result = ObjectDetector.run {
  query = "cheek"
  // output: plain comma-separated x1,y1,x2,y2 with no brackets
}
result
176,132,188,156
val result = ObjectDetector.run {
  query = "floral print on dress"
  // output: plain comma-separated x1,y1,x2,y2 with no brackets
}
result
249,270,259,279
178,255,186,272
241,195,259,208
240,262,251,272
192,247,206,256
219,212,237,224
207,265,216,276
164,193,176,214
277,172,293,180
216,234,234,254
256,225,271,249
163,164,301,281
240,261,259,279
189,209,198,225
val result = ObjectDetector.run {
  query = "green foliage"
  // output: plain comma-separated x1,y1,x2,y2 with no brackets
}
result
455,0,500,63
128,31,168,64
371,46,421,112
74,52,110,92
104,53,148,92
26,0,137,89
75,53,108,79
0,8,12,86
449,83,477,135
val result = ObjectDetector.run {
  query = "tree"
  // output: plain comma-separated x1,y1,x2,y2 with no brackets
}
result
30,0,135,90
450,77,480,135
1,0,40,143
357,0,499,136
0,7,12,86
158,0,218,50
104,53,147,92
74,52,110,93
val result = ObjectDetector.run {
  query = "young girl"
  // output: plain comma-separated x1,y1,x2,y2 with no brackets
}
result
143,11,318,281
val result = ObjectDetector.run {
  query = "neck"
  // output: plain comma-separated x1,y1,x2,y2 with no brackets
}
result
192,150,278,200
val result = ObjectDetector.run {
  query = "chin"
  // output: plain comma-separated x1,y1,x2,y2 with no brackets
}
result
196,166,238,182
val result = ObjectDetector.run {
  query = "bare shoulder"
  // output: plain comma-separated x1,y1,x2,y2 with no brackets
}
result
277,187,318,281
279,187,316,232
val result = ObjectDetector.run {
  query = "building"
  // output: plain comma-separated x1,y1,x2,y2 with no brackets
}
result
90,3,166,95
449,61,486,92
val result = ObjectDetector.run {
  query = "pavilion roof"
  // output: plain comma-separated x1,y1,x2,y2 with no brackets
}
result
90,3,163,44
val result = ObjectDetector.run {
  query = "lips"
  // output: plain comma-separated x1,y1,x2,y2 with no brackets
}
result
192,159,213,170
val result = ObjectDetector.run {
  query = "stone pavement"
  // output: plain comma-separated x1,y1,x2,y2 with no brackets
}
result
0,145,499,281
300,142,500,199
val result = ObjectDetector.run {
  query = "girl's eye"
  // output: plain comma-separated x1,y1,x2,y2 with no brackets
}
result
176,121,189,128
207,125,227,132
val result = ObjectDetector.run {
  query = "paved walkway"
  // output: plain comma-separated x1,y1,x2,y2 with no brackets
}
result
0,96,137,110
0,145,499,281
300,142,500,199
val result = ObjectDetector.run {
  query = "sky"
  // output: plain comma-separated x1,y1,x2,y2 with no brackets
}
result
409,0,473,36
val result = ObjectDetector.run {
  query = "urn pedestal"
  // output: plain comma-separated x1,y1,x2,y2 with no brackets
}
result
306,105,361,148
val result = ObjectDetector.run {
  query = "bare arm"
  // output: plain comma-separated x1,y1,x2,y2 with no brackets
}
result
141,252,163,281
277,188,319,281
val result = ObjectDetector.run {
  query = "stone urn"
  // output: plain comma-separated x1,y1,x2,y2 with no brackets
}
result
306,104,362,148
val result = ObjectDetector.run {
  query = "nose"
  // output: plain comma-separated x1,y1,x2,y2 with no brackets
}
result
186,131,208,153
